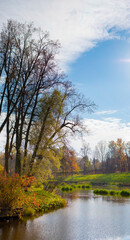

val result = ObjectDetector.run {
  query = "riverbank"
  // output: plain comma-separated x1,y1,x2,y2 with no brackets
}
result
62,172,130,186
0,186,67,220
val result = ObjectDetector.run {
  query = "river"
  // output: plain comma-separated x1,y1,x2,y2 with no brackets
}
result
0,190,130,240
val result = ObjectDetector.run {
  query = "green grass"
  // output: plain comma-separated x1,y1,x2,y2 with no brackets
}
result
63,172,130,186
23,188,67,217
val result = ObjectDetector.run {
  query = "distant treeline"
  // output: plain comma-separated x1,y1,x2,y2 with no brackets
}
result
56,138,130,176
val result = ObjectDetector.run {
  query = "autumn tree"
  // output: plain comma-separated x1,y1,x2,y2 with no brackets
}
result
28,86,95,174
114,138,127,172
105,139,127,172
124,141,130,171
60,146,80,175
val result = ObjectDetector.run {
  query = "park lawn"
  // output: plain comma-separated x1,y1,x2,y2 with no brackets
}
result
63,172,130,185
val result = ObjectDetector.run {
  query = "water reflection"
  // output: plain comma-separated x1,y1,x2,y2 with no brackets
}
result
0,190,130,240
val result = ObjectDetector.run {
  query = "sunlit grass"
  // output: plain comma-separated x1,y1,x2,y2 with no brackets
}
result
64,172,130,185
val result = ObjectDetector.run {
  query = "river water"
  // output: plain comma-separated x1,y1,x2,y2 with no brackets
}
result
0,190,130,240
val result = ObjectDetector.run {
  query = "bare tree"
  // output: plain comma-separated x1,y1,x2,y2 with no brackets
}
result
80,143,91,174
94,141,107,173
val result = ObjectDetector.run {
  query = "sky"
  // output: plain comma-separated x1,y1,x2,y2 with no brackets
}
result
0,0,130,154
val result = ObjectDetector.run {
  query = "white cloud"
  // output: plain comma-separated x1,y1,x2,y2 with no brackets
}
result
119,59,130,63
95,110,117,115
1,112,130,157
69,117,130,155
0,0,130,69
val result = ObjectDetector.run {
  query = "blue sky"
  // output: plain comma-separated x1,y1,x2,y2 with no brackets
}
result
0,0,130,153
68,37,130,122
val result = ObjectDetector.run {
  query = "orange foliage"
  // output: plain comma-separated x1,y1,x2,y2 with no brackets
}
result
0,173,39,216
60,147,80,173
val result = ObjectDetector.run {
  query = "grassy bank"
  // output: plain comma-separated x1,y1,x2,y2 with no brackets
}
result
23,187,67,216
0,174,67,219
0,188,67,219
63,172,130,186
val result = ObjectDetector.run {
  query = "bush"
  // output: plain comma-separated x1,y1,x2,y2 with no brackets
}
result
23,207,35,216
61,186,73,191
33,181,43,189
120,190,130,197
85,185,91,188
93,189,108,195
0,174,37,210
0,173,23,208
109,190,117,195
100,189,108,195
93,189,100,194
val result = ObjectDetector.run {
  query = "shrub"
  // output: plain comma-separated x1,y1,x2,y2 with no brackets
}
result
120,190,130,197
93,189,108,195
0,174,38,211
23,207,35,216
93,189,99,194
61,185,73,191
109,190,116,195
0,173,23,208
99,189,108,195
85,185,91,188
33,181,43,189
21,175,35,191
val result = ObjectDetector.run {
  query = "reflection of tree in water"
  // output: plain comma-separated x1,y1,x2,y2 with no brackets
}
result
62,189,91,200
0,220,27,240
102,195,130,204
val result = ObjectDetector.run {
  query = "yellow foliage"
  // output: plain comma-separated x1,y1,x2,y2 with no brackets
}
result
0,164,4,173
